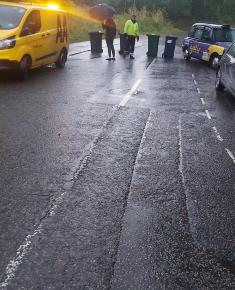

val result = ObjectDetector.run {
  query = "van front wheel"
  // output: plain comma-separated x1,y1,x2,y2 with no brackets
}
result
18,55,31,81
56,48,67,68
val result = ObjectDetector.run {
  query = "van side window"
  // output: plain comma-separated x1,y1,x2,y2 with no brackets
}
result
193,27,204,40
20,10,41,36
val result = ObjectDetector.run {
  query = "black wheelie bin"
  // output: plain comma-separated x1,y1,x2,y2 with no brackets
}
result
89,31,103,53
146,34,160,57
162,36,177,58
119,32,128,55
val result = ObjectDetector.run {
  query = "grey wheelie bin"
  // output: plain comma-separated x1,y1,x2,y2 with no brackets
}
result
89,32,103,53
147,34,160,57
162,36,177,58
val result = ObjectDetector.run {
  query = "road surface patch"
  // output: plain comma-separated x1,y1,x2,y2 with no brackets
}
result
192,74,235,168
111,111,234,289
181,114,235,265
5,107,151,289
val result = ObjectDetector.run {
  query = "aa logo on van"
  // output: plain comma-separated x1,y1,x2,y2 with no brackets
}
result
56,15,68,43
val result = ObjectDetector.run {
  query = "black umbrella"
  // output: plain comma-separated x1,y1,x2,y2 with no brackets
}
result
90,3,116,21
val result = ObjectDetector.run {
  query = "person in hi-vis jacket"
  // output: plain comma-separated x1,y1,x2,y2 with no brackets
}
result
124,15,139,59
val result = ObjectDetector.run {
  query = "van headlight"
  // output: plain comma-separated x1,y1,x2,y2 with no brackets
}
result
0,36,16,50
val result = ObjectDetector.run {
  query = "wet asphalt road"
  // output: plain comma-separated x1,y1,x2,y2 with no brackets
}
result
0,37,235,289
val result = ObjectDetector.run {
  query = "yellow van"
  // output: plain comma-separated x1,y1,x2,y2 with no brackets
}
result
0,1,69,80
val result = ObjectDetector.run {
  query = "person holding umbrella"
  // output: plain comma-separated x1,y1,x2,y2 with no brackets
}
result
124,15,139,59
102,18,116,60
90,4,116,60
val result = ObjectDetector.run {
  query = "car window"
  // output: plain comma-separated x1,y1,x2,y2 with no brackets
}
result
0,4,26,30
214,28,235,42
227,43,235,58
21,10,41,36
188,26,196,37
193,27,204,40
202,27,212,42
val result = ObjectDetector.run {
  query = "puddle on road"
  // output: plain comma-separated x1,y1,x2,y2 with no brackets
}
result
133,90,144,96
109,88,126,95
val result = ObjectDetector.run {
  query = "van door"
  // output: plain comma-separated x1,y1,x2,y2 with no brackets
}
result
39,10,58,65
20,10,47,67
55,12,68,50
40,11,68,65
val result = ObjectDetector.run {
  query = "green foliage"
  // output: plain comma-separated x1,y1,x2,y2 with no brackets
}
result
72,0,235,25
68,7,183,42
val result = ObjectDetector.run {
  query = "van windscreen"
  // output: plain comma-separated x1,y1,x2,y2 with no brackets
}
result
0,4,26,30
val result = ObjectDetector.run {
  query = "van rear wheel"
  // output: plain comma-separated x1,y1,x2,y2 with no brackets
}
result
17,55,31,81
56,48,67,68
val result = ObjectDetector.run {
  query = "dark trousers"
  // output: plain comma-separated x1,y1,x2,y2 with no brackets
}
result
127,36,136,54
106,38,115,58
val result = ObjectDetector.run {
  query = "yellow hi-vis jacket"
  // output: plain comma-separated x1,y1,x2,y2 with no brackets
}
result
124,20,139,37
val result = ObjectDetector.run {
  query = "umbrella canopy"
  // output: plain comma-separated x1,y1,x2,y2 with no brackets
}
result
90,3,116,21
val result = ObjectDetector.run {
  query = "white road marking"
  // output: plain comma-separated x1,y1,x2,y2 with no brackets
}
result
178,116,185,185
129,111,152,187
197,88,201,94
0,225,43,288
205,110,212,120
147,58,157,70
200,98,206,105
192,74,195,79
225,148,235,164
119,79,142,107
194,80,198,85
212,127,223,142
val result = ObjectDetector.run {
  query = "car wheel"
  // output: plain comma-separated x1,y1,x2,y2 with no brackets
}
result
215,67,225,91
55,48,67,68
210,54,220,69
18,55,31,81
183,48,191,61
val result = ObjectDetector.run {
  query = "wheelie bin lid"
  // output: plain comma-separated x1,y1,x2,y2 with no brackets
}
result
89,31,104,35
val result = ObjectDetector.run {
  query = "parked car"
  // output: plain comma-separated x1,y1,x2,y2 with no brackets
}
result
215,41,235,97
0,1,69,80
182,23,235,68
